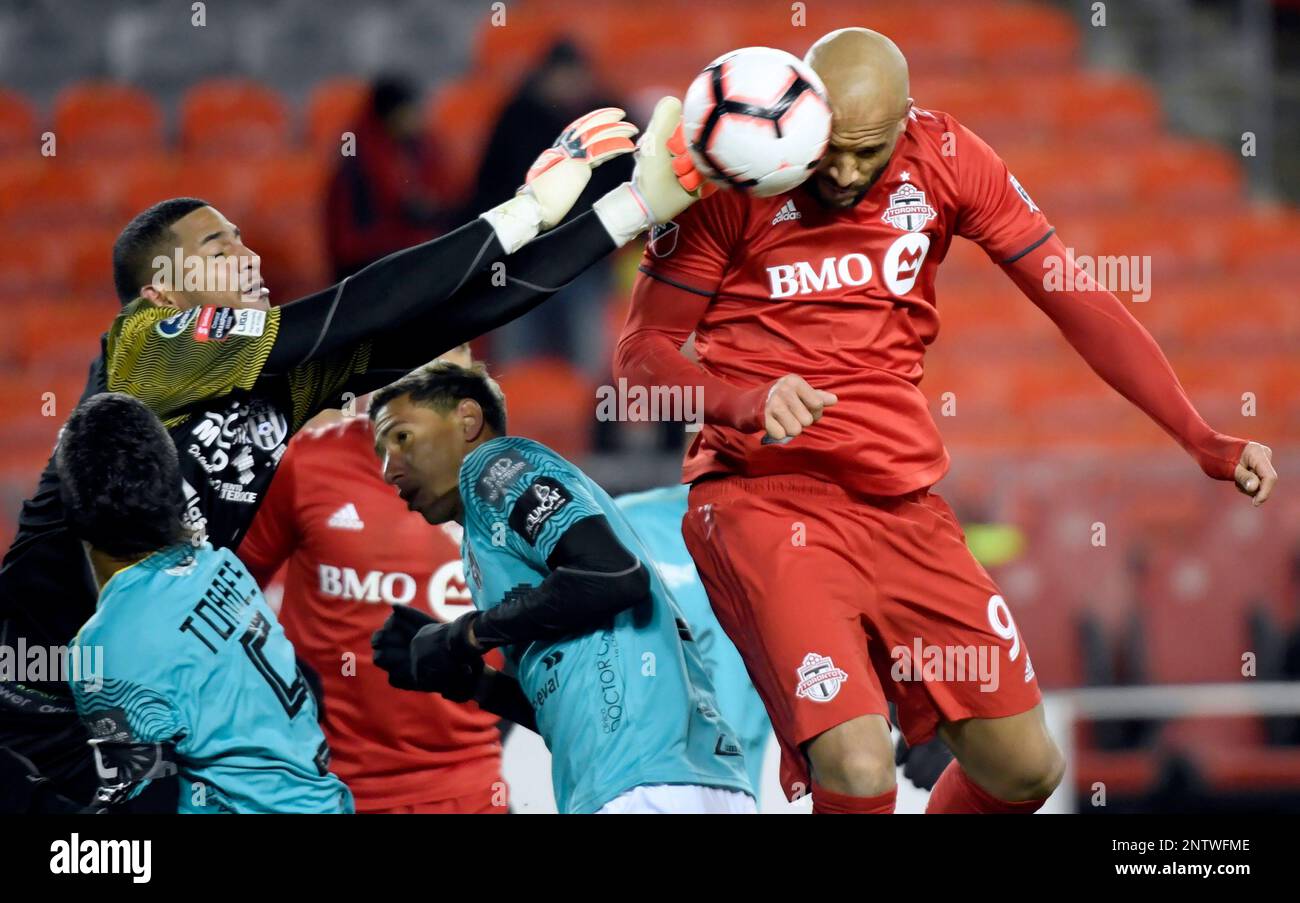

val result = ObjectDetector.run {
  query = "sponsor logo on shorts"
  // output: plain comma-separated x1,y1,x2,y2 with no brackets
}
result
795,652,848,702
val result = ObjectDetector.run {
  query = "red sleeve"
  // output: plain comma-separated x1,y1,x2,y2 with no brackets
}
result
953,120,1055,264
614,191,768,432
237,438,302,585
637,188,747,294
1003,233,1247,479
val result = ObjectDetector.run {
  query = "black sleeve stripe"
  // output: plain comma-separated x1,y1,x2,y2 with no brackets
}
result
1001,228,1055,265
637,266,716,298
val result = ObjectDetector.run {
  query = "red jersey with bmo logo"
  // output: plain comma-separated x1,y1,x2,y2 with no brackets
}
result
238,417,504,812
640,108,1053,497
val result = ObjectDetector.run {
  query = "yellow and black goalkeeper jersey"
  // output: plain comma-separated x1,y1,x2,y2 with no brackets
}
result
101,299,369,548
105,300,370,432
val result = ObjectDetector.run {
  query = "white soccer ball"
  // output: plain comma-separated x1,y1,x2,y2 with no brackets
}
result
682,46,832,198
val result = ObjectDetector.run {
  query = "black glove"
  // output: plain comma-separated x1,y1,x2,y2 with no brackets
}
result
372,606,483,699
894,733,954,792
0,746,90,814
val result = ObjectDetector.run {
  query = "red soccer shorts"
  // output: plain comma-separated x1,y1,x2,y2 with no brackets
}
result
682,474,1041,800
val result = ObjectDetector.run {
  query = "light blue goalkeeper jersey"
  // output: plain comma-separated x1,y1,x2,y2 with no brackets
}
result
459,436,753,814
69,543,353,814
615,485,771,794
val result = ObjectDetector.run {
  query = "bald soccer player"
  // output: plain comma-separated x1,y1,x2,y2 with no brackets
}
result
615,29,1277,814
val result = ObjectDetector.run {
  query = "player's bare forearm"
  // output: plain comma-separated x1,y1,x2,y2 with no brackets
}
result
1002,233,1249,482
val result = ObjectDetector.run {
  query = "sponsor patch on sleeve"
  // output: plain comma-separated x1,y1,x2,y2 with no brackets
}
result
192,307,265,342
473,449,531,507
154,307,200,339
84,707,134,742
230,308,267,338
507,476,571,545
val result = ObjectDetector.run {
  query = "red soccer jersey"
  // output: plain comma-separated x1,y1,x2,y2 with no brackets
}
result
237,417,504,811
637,107,1053,497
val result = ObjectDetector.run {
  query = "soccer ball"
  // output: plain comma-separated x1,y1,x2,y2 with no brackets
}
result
682,46,832,198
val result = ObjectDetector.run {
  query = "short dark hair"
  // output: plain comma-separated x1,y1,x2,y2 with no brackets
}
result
369,361,508,434
57,392,186,558
112,197,209,304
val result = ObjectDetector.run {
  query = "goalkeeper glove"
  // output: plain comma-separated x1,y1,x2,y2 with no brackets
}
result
372,605,484,701
593,95,716,248
480,107,638,253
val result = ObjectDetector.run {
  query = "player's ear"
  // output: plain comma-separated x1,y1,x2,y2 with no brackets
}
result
140,283,179,309
459,398,486,444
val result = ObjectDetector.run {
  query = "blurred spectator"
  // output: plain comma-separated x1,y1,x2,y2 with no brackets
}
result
325,75,457,282
468,39,632,378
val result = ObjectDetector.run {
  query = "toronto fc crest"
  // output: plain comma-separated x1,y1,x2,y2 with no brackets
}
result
795,652,849,702
881,181,937,233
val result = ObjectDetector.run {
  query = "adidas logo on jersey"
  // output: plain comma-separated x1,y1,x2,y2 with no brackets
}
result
771,199,801,225
327,503,365,531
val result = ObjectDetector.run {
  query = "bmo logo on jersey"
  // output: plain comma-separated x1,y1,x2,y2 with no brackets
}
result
318,561,474,621
766,233,931,299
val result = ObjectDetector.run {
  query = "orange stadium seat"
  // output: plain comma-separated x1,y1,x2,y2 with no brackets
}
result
116,154,257,229
52,82,164,159
0,232,60,298
1222,208,1300,279
493,358,594,460
427,76,513,195
181,80,291,158
0,161,123,227
0,89,37,157
305,78,369,155
246,153,328,228
968,4,1079,72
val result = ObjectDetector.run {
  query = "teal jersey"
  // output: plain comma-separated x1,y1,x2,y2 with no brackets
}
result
70,544,354,814
459,437,752,813
615,485,771,793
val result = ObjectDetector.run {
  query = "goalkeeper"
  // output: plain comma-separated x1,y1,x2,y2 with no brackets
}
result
0,98,707,807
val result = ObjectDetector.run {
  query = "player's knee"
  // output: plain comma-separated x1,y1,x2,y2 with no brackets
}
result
998,742,1066,802
809,747,897,797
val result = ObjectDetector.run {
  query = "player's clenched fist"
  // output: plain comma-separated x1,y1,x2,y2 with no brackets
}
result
1233,441,1278,506
763,374,838,443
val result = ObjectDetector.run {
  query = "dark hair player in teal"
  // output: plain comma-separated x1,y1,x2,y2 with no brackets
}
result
370,361,755,814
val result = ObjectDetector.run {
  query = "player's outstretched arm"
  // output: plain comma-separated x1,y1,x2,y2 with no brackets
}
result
261,109,639,376
1002,232,1275,504
344,99,716,384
